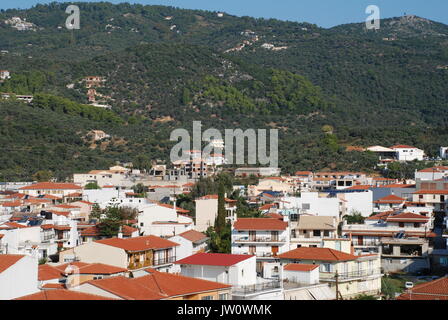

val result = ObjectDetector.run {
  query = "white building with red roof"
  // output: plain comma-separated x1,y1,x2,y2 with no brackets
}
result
19,182,82,198
0,254,38,300
373,194,407,212
231,217,290,262
59,235,179,273
278,246,382,299
397,276,448,300
169,229,209,261
175,252,283,300
390,145,425,161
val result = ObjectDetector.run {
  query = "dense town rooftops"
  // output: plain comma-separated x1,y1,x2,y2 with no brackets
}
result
19,182,82,190
176,253,253,266
233,218,288,231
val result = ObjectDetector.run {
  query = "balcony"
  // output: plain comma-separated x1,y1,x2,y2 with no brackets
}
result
320,268,382,282
234,236,287,243
232,280,281,296
153,256,176,266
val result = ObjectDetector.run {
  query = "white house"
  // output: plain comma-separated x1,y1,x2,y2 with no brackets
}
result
231,217,290,259
59,235,179,273
169,229,208,261
283,263,320,285
282,193,340,217
176,253,257,287
19,182,82,197
440,147,448,160
137,203,193,237
391,145,424,161
0,254,38,300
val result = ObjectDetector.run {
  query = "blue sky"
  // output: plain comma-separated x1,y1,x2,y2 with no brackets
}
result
1,0,447,28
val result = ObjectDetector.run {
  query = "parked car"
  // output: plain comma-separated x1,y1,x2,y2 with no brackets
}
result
405,282,414,289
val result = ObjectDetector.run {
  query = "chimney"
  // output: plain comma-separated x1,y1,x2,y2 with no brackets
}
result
118,225,123,238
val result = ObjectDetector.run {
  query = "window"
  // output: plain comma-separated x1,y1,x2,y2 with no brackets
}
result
219,293,228,300
399,222,404,228
201,296,213,300
309,245,317,248
324,230,330,237
297,244,302,248
313,230,321,237
140,222,144,227
320,263,332,272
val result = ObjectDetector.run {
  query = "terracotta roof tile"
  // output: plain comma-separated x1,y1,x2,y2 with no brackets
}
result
233,218,288,231
96,235,179,252
178,230,208,243
85,276,165,300
279,247,356,262
0,254,25,273
397,277,448,300
16,290,116,300
284,263,319,272
39,264,63,281
19,182,82,190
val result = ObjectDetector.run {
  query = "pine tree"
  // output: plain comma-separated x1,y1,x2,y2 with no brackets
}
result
215,183,226,235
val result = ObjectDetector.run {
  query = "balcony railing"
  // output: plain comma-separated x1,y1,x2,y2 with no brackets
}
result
320,268,382,281
232,280,281,295
153,256,176,266
234,237,286,243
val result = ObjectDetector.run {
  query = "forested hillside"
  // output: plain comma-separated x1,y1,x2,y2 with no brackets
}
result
0,2,447,180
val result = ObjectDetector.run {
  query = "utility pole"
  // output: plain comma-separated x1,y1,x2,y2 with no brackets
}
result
335,271,339,300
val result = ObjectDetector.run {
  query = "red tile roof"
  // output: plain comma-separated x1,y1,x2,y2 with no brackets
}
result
366,211,394,221
0,222,29,229
284,263,319,272
379,184,415,188
386,212,429,223
176,253,253,266
85,276,165,300
413,190,448,195
397,277,448,300
278,247,357,262
390,145,417,149
141,269,231,298
178,230,208,243
1,200,22,207
233,218,288,230
54,262,91,273
19,182,82,190
346,185,371,190
53,204,80,209
16,290,116,300
96,235,179,252
0,254,25,273
418,166,448,173
374,194,406,204
72,263,127,275
39,264,63,281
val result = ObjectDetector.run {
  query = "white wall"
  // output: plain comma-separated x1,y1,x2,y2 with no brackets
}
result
341,191,373,217
283,267,319,285
0,255,38,300
179,256,256,286
282,194,340,217
195,199,218,232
